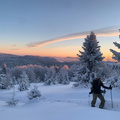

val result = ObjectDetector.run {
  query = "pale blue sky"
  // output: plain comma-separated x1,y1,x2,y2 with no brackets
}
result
0,0,120,60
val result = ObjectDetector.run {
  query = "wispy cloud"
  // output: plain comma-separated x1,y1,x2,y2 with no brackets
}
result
27,26,120,47
10,44,22,51
11,48,21,50
11,44,17,47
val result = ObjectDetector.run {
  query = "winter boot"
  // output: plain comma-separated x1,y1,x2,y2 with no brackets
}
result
91,104,95,107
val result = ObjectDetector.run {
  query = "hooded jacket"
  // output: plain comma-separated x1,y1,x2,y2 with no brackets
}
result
91,78,110,94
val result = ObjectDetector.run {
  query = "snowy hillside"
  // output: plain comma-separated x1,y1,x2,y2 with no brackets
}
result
0,83,120,120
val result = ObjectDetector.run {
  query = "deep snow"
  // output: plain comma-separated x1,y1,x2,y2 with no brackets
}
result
0,83,120,120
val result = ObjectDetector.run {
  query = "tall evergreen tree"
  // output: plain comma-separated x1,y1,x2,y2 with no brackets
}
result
75,32,104,86
110,42,120,61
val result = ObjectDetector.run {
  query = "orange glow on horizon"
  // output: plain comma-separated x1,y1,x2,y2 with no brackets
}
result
0,44,116,62
1,50,115,62
0,31,118,62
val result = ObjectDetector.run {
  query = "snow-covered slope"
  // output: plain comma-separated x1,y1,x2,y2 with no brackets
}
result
0,83,120,120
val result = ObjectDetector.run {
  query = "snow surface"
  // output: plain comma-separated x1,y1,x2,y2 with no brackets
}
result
0,83,120,120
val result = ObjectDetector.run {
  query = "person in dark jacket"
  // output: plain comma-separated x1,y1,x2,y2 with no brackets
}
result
90,78,112,109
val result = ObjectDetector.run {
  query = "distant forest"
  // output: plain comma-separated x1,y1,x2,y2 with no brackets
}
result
0,53,75,68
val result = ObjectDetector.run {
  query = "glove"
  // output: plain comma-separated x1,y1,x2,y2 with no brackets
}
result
103,89,106,94
109,85,112,90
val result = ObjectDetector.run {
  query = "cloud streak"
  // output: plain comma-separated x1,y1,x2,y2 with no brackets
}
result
11,44,17,47
27,26,120,47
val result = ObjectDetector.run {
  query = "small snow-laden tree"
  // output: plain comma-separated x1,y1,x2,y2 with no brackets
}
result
7,96,18,106
0,73,12,89
26,68,36,83
71,62,89,83
44,66,57,85
28,85,41,100
115,78,120,88
18,71,30,91
105,63,120,88
105,75,118,87
73,65,90,87
7,76,18,106
10,67,23,80
33,65,46,82
6,73,13,88
11,76,17,85
75,32,104,87
44,67,51,85
60,65,69,84
69,64,78,81
0,74,7,89
100,62,119,81
57,67,70,85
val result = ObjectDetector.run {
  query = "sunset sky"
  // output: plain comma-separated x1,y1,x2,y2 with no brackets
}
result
0,0,120,61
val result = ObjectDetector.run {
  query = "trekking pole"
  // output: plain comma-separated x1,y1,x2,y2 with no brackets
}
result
88,94,90,106
110,86,113,108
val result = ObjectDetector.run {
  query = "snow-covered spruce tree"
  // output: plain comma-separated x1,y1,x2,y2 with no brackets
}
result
18,71,30,91
57,66,70,85
33,65,46,82
26,67,36,83
28,85,41,100
0,74,11,89
69,64,78,81
44,66,57,85
109,43,120,88
74,32,104,87
11,76,17,85
110,42,120,61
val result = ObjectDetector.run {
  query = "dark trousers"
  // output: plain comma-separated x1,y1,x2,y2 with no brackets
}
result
91,93,105,108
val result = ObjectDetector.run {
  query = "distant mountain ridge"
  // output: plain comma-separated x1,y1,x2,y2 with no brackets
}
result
0,53,76,68
0,53,59,68
0,53,18,58
55,57,78,62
